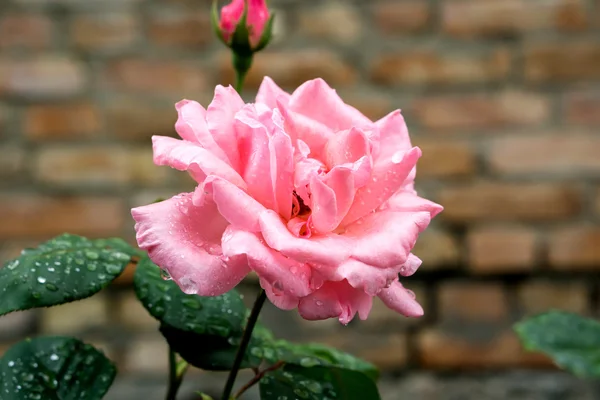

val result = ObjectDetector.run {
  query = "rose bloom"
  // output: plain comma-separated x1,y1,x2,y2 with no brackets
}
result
132,78,442,324
219,0,269,47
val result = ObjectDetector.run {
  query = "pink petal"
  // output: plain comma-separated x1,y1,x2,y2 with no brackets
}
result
260,278,299,310
132,193,250,296
152,135,246,188
278,105,333,162
309,166,355,233
378,280,423,317
376,110,416,192
221,226,312,298
256,76,291,109
340,146,421,226
343,211,431,269
399,253,422,277
235,105,294,218
336,259,398,296
175,100,230,164
288,78,372,132
259,209,352,266
298,280,373,324
199,176,267,232
325,127,370,168
384,191,444,218
206,85,245,171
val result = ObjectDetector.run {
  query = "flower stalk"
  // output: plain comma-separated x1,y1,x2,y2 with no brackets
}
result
220,289,267,400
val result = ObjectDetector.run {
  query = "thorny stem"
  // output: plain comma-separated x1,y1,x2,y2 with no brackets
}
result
233,361,285,399
220,289,267,400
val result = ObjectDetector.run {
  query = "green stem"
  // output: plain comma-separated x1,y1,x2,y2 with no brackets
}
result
233,52,253,93
166,349,188,400
221,289,267,400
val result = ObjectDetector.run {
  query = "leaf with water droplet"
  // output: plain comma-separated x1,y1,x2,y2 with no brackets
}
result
514,311,600,378
0,234,139,317
0,336,116,399
259,365,381,400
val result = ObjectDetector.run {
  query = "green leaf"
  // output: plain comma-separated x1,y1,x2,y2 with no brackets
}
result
0,336,116,400
0,234,138,317
260,365,381,400
133,255,247,338
270,342,379,381
515,310,600,378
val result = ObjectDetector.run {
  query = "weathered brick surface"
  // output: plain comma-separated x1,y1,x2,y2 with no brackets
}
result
439,183,581,222
410,91,550,131
371,48,510,86
467,227,538,274
442,0,588,37
1,0,599,384
488,133,600,175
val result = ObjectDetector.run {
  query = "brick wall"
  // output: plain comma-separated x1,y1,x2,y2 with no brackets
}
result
1,0,600,397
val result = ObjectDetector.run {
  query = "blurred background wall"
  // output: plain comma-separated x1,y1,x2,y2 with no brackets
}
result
1,0,599,399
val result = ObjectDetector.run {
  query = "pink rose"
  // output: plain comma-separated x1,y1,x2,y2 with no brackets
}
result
219,0,270,47
132,78,443,324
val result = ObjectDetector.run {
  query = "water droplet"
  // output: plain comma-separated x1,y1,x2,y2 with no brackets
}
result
293,388,310,399
160,269,172,281
250,347,264,358
182,298,202,310
112,252,131,262
7,361,14,368
6,260,19,270
45,283,58,292
86,264,97,272
299,357,319,368
84,251,99,260
306,381,323,394
49,354,59,361
37,277,47,284
316,300,323,306
105,264,121,275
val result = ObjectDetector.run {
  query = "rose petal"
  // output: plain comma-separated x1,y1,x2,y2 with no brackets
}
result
343,211,431,269
378,280,423,317
199,176,267,232
376,110,416,192
256,76,291,109
175,100,230,164
341,146,421,226
278,105,333,162
384,191,444,218
298,280,373,324
132,193,250,296
260,278,299,310
289,78,372,131
221,226,312,298
309,166,355,233
325,127,370,168
399,254,422,277
206,85,245,171
152,135,247,188
259,209,352,266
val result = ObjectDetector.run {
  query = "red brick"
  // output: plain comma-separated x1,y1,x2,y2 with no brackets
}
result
0,14,54,49
339,92,392,122
105,96,178,141
443,0,588,37
489,133,600,175
298,2,362,43
320,333,408,370
0,145,26,182
565,90,600,126
438,282,508,322
370,47,510,86
34,146,130,186
24,103,102,140
467,227,538,274
218,49,357,90
372,1,431,34
439,183,581,222
147,10,212,49
518,281,590,315
0,56,86,98
412,229,460,269
525,41,600,82
411,91,550,131
103,58,209,96
549,226,600,270
0,195,124,239
34,146,169,186
417,329,554,369
413,139,477,177
71,13,139,51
